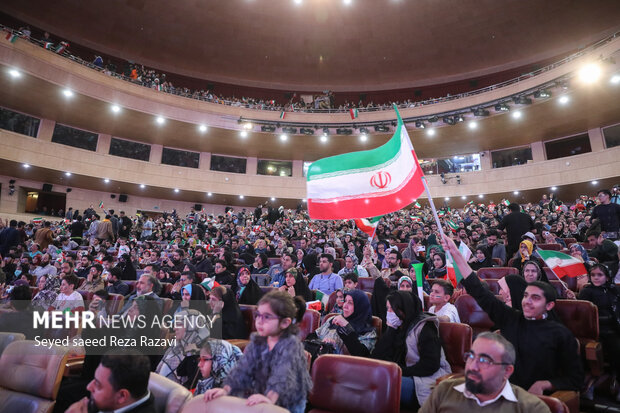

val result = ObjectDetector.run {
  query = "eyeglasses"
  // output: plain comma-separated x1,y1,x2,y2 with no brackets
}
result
253,311,280,322
199,356,214,362
463,351,510,368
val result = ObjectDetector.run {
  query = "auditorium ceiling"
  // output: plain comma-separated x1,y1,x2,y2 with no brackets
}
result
2,0,620,91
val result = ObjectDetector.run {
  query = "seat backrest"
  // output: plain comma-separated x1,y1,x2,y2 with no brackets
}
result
309,354,401,413
181,395,289,413
537,394,570,413
396,243,408,252
554,299,599,341
298,309,321,340
0,332,25,357
0,340,68,400
267,257,280,268
106,293,125,315
438,322,472,374
454,294,495,337
149,372,192,413
538,243,562,251
239,304,258,337
483,279,501,295
476,267,519,280
161,297,174,315
400,258,411,268
325,291,338,313
125,280,137,294
562,238,577,247
357,277,375,292
195,272,207,282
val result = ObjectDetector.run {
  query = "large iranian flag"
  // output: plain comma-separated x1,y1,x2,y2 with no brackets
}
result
354,216,381,238
306,109,425,220
538,250,587,278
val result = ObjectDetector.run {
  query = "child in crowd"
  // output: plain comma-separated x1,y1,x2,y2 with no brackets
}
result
194,339,243,395
203,291,312,412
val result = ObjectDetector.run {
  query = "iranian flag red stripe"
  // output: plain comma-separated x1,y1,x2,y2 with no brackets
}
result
354,216,381,238
306,106,424,220
538,250,587,278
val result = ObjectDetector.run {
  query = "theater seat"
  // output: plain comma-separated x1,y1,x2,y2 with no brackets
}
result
322,314,383,345
0,333,24,356
239,304,258,338
537,394,570,413
357,277,375,292
149,372,192,413
308,354,401,413
476,267,519,280
453,294,495,337
298,309,321,340
538,243,562,251
0,340,68,413
180,395,289,412
438,322,472,374
106,293,125,315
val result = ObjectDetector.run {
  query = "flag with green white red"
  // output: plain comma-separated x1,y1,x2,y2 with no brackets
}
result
44,42,54,50
5,32,18,43
279,111,286,119
411,262,425,309
447,220,459,232
446,241,472,288
354,216,381,239
349,108,359,120
306,105,425,220
32,217,43,225
414,201,421,209
98,201,104,209
538,250,587,278
502,199,510,206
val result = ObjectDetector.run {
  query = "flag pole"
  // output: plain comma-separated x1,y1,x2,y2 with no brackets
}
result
421,177,446,240
543,264,570,293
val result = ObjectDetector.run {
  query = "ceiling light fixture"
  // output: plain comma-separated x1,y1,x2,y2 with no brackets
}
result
512,111,522,119
468,121,478,130
320,135,328,143
551,186,557,191
199,124,208,132
140,184,146,189
578,63,602,84
280,134,288,141
103,178,110,183
444,197,450,201
110,105,121,113
513,191,519,195
240,130,248,138
63,89,74,98
360,134,368,142
155,116,165,124
427,129,436,136
239,195,245,199
207,192,212,196
478,194,484,199
611,75,620,84
591,180,598,185
8,69,21,78
558,96,570,105
174,188,180,193
65,172,72,176
23,163,30,168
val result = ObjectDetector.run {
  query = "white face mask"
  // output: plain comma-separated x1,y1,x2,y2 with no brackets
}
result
386,310,402,328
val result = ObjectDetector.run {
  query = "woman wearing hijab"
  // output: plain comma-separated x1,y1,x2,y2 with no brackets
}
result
31,274,59,310
511,240,544,273
209,286,248,340
498,274,528,311
426,252,447,279
372,291,451,409
118,253,137,280
468,246,494,270
157,309,210,385
231,266,263,305
180,283,210,316
312,289,377,356
280,267,313,302
302,253,320,280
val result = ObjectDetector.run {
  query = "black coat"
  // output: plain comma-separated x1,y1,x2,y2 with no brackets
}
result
498,211,534,250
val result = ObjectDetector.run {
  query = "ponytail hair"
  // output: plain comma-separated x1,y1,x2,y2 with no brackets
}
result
257,291,306,336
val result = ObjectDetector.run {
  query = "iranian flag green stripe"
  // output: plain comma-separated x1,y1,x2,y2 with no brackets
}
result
354,216,381,238
307,109,424,220
538,250,587,278
412,262,425,309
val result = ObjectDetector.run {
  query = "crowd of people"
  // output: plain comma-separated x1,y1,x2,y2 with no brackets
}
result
0,187,619,411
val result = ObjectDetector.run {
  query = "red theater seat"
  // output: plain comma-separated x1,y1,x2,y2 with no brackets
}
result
239,304,257,338
454,294,495,337
476,267,518,280
438,322,472,375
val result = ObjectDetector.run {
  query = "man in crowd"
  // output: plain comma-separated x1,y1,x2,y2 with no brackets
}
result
122,274,162,313
587,230,619,275
107,267,130,296
498,203,534,259
309,253,343,295
34,221,54,250
420,332,551,412
192,246,213,274
118,210,133,239
480,229,506,266
269,252,296,287
0,220,19,256
592,189,620,240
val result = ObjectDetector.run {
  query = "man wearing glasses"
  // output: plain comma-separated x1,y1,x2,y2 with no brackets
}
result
420,332,551,411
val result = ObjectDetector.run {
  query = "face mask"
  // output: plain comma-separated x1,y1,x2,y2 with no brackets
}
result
386,310,402,328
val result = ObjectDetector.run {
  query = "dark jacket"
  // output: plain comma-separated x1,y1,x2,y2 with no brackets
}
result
498,211,534,250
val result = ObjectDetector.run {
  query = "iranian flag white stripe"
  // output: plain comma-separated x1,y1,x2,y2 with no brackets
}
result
354,217,380,238
306,111,424,220
538,250,587,278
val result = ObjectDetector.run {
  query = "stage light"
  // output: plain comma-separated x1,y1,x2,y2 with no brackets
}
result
320,135,328,143
512,111,522,119
426,129,435,136
578,63,602,84
468,121,478,130
63,89,74,98
8,69,21,78
558,96,570,105
111,105,121,113
360,134,368,142
199,124,208,132
280,134,288,141
155,116,165,124
23,163,30,168
174,188,180,193
240,131,248,138
103,178,110,183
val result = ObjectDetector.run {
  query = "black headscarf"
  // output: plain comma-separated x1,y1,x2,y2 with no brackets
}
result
233,266,263,306
343,289,374,334
371,276,391,329
182,283,209,316
119,253,137,280
290,269,313,302
218,287,248,340
503,275,528,312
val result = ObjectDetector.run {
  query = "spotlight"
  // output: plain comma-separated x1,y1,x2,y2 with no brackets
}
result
461,196,466,200
207,192,212,196
426,129,436,136
513,96,532,105
199,124,208,132
551,186,557,191
534,90,551,98
320,135,328,143
240,131,248,138
444,197,450,201
65,172,72,177
271,197,276,201
494,103,510,112
336,128,353,135
243,122,253,130
415,121,425,129
478,194,484,199
428,116,439,123
591,180,598,185
455,115,465,122
322,127,330,135
468,121,478,130
512,111,522,119
261,125,276,132
558,96,570,105
513,191,519,195
294,0,302,4
140,184,146,189
155,116,165,124
343,0,352,5
282,126,297,134
374,125,389,132
103,178,110,183
110,105,121,113
442,116,456,125
300,127,314,135
578,63,602,84
63,89,74,98
359,127,370,134
174,188,180,193
8,69,21,78
473,108,490,117
280,134,288,141
360,134,368,142
239,195,244,199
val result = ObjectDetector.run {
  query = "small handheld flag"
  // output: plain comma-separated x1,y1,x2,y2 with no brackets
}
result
411,262,425,310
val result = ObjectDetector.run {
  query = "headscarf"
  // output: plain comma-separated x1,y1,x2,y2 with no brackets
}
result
156,309,210,383
217,288,248,340
182,283,209,315
384,291,424,365
234,267,263,305
521,260,549,283
503,275,528,312
342,289,374,334
288,268,313,302
569,243,590,262
398,275,413,290
519,240,534,263
194,339,243,394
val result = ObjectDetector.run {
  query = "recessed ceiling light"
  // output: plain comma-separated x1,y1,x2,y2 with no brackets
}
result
240,131,248,138
155,116,165,124
343,0,352,5
63,89,74,98
551,186,557,191
513,191,519,195
512,111,522,119
478,194,484,198
174,188,180,193
294,0,302,4
22,163,30,168
360,134,368,142
207,192,212,196
110,105,121,113
243,122,253,130
8,69,21,78
280,134,288,141
427,129,436,136
578,63,601,84
302,199,307,203
320,135,328,143
591,180,598,185
239,195,245,199
271,197,276,201
611,75,620,84
461,196,466,200
65,172,72,176
199,124,208,132
468,121,477,130
103,178,110,183
140,184,146,189
558,96,569,105
445,197,450,201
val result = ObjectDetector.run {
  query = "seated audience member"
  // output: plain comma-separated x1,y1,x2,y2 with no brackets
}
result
192,246,214,275
232,266,263,305
578,264,620,397
180,283,210,315
428,279,460,323
308,253,343,295
88,289,111,318
251,252,270,285
427,252,447,279
512,240,544,273
170,271,196,300
156,266,176,284
0,285,35,339
442,234,584,394
279,267,313,302
66,351,155,413
203,291,311,413
122,274,162,313
311,289,377,356
81,264,106,293
521,259,576,299
157,309,210,386
481,229,507,266
343,272,359,291
337,255,369,278
419,332,552,412
330,289,345,315
372,291,451,408
588,231,619,275
209,286,248,340
213,259,235,286
269,252,296,287
408,263,431,294
469,246,494,270
31,273,58,310
497,274,528,310
106,267,130,296
193,339,243,395
51,274,85,312
398,274,414,291
118,253,137,280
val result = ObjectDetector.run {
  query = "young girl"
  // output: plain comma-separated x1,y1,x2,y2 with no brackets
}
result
193,339,243,395
203,291,312,412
